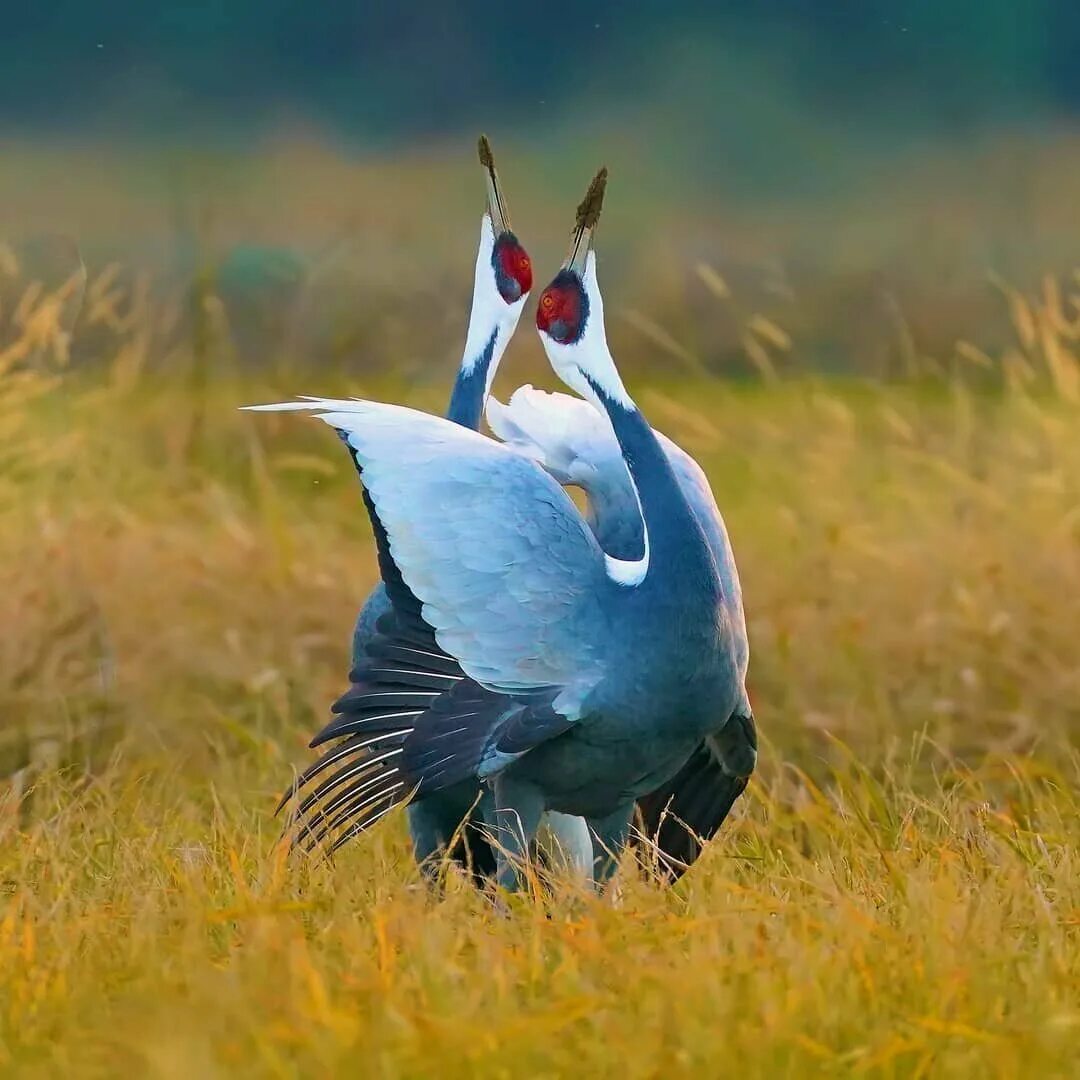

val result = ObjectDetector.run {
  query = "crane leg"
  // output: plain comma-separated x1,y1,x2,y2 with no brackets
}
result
588,801,635,886
537,812,593,885
407,780,494,882
489,774,545,892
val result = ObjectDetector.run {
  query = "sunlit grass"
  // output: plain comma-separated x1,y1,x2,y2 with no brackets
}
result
1,260,1078,1076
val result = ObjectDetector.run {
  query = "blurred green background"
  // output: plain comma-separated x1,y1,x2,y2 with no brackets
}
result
5,2,1078,148
2,2,1080,378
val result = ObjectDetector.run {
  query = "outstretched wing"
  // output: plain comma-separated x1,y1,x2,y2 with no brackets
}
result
488,384,747,674
278,598,574,855
275,473,578,853
249,396,619,853
246,397,611,712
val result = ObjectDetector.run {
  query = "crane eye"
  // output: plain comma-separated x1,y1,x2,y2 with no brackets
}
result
541,293,555,311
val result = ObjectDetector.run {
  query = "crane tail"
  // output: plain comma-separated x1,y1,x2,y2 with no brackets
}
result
633,714,757,881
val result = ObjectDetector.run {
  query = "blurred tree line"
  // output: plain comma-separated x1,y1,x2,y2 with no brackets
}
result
1,1,1077,142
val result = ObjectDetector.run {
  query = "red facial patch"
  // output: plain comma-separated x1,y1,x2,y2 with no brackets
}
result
536,271,588,344
492,234,532,302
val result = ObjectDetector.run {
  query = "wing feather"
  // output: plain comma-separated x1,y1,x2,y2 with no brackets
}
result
275,555,579,856
245,398,609,712
488,384,747,674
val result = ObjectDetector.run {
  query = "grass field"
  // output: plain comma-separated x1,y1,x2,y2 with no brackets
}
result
1,250,1079,1077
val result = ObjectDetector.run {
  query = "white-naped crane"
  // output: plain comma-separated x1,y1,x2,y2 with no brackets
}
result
344,137,593,883
486,385,756,880
248,168,753,888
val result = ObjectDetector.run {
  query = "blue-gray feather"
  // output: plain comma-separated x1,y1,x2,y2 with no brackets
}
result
486,386,754,874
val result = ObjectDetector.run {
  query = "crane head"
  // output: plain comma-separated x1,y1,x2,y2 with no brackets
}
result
478,135,533,304
536,166,607,345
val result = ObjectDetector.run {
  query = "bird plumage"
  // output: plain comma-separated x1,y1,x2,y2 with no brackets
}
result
487,382,748,660
487,384,756,877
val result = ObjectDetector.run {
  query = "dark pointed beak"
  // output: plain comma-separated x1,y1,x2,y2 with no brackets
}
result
564,166,608,277
478,134,512,235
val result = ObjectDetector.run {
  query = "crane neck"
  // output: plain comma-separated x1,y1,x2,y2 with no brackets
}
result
446,327,500,429
583,371,713,588
444,215,524,431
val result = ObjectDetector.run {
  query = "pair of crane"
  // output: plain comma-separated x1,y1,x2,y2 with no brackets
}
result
247,138,756,891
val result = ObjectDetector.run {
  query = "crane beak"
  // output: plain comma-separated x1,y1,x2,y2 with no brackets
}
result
477,134,511,235
565,224,593,278
564,166,608,277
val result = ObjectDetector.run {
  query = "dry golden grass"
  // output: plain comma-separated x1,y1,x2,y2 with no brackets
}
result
1,256,1078,1077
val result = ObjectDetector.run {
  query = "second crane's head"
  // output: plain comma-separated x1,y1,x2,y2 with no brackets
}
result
535,167,629,410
